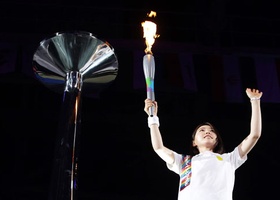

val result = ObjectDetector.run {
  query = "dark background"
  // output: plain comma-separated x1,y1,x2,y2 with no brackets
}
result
0,1,280,200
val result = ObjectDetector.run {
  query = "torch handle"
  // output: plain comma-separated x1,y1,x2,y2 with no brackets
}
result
147,89,155,116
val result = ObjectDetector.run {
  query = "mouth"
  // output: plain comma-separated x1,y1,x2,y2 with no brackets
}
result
204,135,212,139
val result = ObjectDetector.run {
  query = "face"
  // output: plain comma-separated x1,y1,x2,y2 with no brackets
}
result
192,125,217,149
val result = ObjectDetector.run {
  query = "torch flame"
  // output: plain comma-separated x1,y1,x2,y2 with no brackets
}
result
142,11,159,55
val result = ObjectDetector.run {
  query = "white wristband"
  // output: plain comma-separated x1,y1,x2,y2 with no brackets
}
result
148,116,160,128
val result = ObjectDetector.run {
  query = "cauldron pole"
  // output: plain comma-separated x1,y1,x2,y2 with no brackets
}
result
32,31,118,200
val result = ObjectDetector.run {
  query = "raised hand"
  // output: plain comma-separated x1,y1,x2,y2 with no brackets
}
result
246,88,263,100
144,99,158,116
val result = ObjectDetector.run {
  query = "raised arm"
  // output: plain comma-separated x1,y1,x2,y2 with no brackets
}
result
238,88,263,158
144,99,175,164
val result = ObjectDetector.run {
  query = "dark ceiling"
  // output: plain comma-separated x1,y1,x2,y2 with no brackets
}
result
0,1,280,200
1,0,280,49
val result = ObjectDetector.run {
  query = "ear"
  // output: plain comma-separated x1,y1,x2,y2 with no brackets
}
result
192,141,196,147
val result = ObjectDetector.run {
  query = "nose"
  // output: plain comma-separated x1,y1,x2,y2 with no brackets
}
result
205,131,211,136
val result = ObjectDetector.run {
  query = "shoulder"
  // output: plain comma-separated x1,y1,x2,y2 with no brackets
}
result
220,147,247,167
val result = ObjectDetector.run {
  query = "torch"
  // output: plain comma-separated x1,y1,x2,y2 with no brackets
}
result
142,11,159,116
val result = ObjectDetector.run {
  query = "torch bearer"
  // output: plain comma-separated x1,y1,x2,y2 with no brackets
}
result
142,11,159,116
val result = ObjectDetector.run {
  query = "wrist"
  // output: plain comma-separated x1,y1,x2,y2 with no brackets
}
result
250,97,261,102
148,116,160,128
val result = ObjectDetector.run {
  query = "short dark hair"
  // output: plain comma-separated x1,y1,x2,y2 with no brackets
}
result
189,122,225,156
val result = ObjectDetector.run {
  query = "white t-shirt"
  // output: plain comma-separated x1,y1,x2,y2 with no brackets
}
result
167,147,247,200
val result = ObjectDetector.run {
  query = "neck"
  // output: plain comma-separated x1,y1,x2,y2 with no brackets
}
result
198,147,213,153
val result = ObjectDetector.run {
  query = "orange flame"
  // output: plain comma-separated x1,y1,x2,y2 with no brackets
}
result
141,11,159,54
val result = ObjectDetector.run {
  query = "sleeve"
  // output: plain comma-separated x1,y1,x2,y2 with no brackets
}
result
166,151,183,175
232,146,247,169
